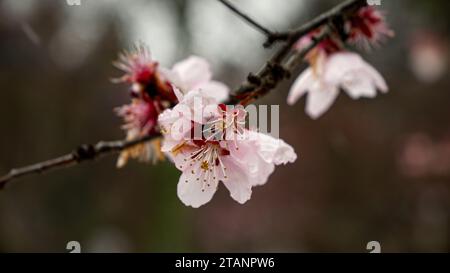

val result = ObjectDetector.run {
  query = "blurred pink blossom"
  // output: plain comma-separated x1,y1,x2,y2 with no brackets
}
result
409,31,448,83
399,133,450,177
288,6,391,119
287,51,388,119
347,6,394,49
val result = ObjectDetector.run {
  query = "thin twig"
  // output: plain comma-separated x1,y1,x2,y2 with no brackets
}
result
0,134,159,189
264,0,367,47
228,0,366,104
290,0,365,40
230,27,332,106
0,0,367,190
217,0,274,37
217,0,290,47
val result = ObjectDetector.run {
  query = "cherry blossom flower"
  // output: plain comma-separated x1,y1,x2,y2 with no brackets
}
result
113,45,229,167
347,6,394,49
113,44,176,102
113,45,174,167
288,11,392,120
163,56,229,103
287,51,388,119
294,31,341,56
115,98,164,167
159,89,297,208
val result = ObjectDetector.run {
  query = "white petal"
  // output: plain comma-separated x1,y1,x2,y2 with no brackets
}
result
171,56,212,91
159,68,190,102
252,132,297,165
246,154,275,187
227,139,274,186
364,63,389,93
228,132,296,186
173,89,218,124
287,68,314,105
172,85,185,102
323,52,364,84
341,72,378,99
198,81,229,103
158,108,178,132
170,145,196,171
159,110,191,144
177,169,217,208
220,157,252,204
305,85,340,119
325,52,388,95
160,137,179,154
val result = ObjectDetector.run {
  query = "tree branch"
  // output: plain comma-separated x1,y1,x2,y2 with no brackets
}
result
217,0,283,42
228,0,366,104
228,27,332,106
0,134,159,189
264,0,367,47
0,0,367,190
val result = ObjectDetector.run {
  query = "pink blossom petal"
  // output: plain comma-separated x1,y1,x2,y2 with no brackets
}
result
172,84,185,102
324,52,362,83
253,132,298,165
287,68,314,105
220,157,252,204
172,89,218,124
229,132,297,186
160,137,179,154
363,63,389,93
246,153,275,187
341,72,378,99
324,52,388,95
160,68,193,100
197,81,229,103
177,167,218,208
171,56,212,91
305,85,339,119
159,108,192,141
227,140,275,186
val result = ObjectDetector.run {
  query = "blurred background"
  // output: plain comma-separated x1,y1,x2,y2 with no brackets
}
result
0,0,449,253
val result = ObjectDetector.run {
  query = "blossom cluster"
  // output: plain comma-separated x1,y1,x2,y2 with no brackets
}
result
112,6,392,207
288,6,393,119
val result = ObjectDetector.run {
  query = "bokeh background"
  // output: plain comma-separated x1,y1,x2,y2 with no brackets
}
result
0,0,449,253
